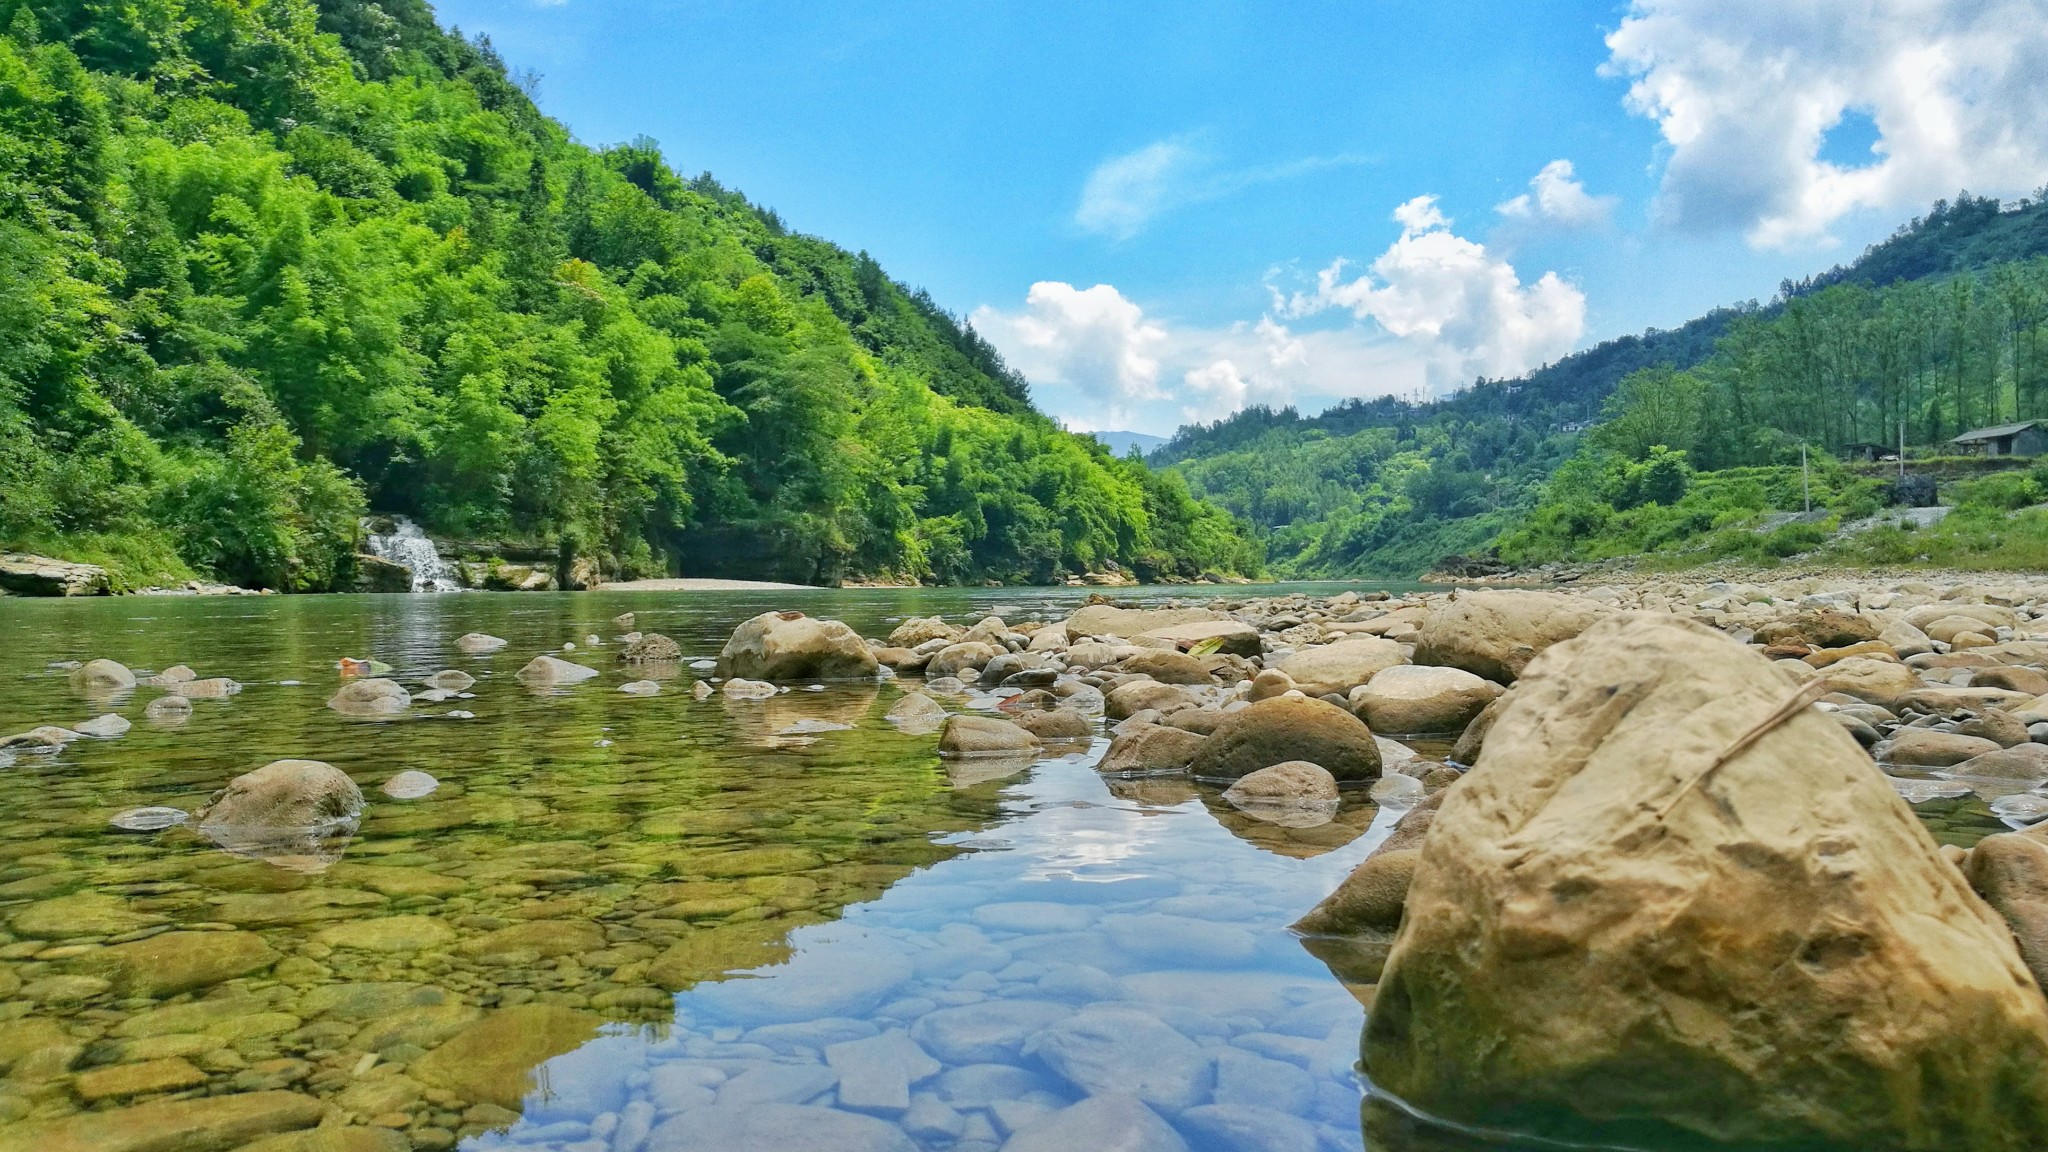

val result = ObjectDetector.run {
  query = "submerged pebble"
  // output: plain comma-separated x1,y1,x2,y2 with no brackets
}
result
382,770,440,799
108,806,190,832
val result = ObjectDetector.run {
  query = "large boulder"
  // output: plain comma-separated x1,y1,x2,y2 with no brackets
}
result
1135,620,1263,658
1365,612,2048,1149
925,642,999,681
455,632,508,654
197,760,364,833
1820,656,1919,708
1274,638,1406,698
1106,680,1189,720
0,553,110,596
1969,834,2048,990
1187,696,1380,784
719,612,878,681
1412,590,1611,684
1878,728,2002,768
888,616,962,648
1349,665,1501,736
620,633,682,663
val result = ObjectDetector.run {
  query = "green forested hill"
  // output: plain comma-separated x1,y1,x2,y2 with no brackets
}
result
1153,194,2048,577
0,0,1255,590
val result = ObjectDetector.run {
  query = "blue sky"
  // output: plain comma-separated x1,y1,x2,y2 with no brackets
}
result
434,0,2048,434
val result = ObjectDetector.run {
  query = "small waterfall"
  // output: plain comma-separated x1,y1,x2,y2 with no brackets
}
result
361,515,462,592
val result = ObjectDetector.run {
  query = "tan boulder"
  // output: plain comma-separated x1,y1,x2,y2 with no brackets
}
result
1247,669,1297,702
1927,615,2001,645
1412,590,1611,684
1349,665,1501,736
718,611,878,681
1065,604,1226,640
1275,637,1407,697
327,677,410,716
925,641,999,680
1134,620,1263,657
1905,603,2019,632
888,616,962,648
1880,728,2002,767
1119,649,1213,685
409,1004,603,1111
1012,708,1092,740
1365,612,2048,1149
1294,848,1418,935
1820,655,1920,707
1105,680,1189,719
937,715,1040,757
1968,834,2048,990
1097,723,1207,776
197,760,363,831
1187,695,1380,784
70,658,136,692
1976,666,2048,697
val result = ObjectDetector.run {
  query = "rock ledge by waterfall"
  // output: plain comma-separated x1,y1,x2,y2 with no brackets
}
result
360,516,462,592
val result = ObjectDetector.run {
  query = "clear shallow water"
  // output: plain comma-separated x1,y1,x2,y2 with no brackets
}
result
0,584,2013,1152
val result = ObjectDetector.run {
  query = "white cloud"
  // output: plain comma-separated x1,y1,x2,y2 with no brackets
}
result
1284,195,1587,392
968,283,1167,427
1075,137,1372,240
1603,0,2048,248
1496,159,1616,228
1075,141,1199,241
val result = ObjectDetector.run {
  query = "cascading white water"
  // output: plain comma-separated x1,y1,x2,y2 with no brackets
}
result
361,515,463,592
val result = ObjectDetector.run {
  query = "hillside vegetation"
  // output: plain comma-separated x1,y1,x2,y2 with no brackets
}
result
0,0,1256,589
1155,194,2048,577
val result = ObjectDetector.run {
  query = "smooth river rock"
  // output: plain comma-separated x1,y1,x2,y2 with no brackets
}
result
718,611,879,681
1411,589,1612,684
1188,695,1380,784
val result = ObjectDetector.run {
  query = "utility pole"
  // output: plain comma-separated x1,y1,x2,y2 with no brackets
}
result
1801,444,1812,514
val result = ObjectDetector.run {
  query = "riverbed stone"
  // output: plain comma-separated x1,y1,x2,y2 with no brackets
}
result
1819,656,1920,707
0,1089,324,1152
622,633,683,663
719,611,879,681
11,891,160,938
74,1057,210,1101
455,632,508,654
1274,638,1406,697
1366,612,2048,1148
1097,723,1206,776
826,1030,942,1113
910,1000,1071,1064
1119,650,1214,685
890,617,963,648
94,930,278,997
515,655,599,685
70,658,136,692
1348,665,1501,735
328,677,410,716
1952,743,2048,783
939,715,1041,757
1880,728,2003,767
144,694,194,721
409,1003,604,1110
997,1095,1188,1152
1012,708,1092,740
459,918,605,958
1188,695,1380,784
1412,590,1612,684
314,915,456,952
198,759,363,831
422,669,474,691
1105,680,1189,719
644,1103,916,1152
1221,761,1339,808
926,642,999,680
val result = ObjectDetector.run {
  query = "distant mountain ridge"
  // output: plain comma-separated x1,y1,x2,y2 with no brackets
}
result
1090,430,1168,457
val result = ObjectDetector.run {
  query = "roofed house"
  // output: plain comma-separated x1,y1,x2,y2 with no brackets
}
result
1950,420,2047,458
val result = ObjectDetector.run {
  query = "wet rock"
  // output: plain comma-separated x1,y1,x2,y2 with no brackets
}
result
1065,604,1226,641
459,918,605,958
927,642,1000,680
1366,612,2048,1148
1295,850,1418,935
1221,760,1339,811
1951,743,2048,783
328,677,410,716
144,694,194,722
381,770,439,798
0,552,110,596
423,669,474,691
719,611,879,681
619,679,662,695
455,632,508,654
716,1063,839,1107
410,1003,603,1110
885,692,949,734
109,805,189,832
1760,609,1879,649
997,1095,1188,1152
622,633,683,663
1412,590,1612,684
12,891,160,938
722,677,777,698
1177,1104,1322,1152
1097,723,1207,777
1274,638,1406,698
1958,708,2034,748
0,724,79,749
516,655,599,685
644,1103,916,1152
1106,680,1189,719
939,715,1041,757
168,676,240,697
1011,708,1092,741
1189,695,1380,784
646,921,803,991
198,759,363,832
74,712,132,738
910,1000,1071,1064
0,1089,324,1152
94,929,278,997
1348,665,1501,736
70,658,136,692
1879,728,2003,767
827,1030,942,1113
1119,650,1214,685
1978,666,2048,697
1028,1005,1211,1111
314,915,456,952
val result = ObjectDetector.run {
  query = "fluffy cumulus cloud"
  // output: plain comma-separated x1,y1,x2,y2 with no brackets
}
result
1604,0,2048,247
976,196,1585,431
1496,160,1616,228
1284,196,1587,392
